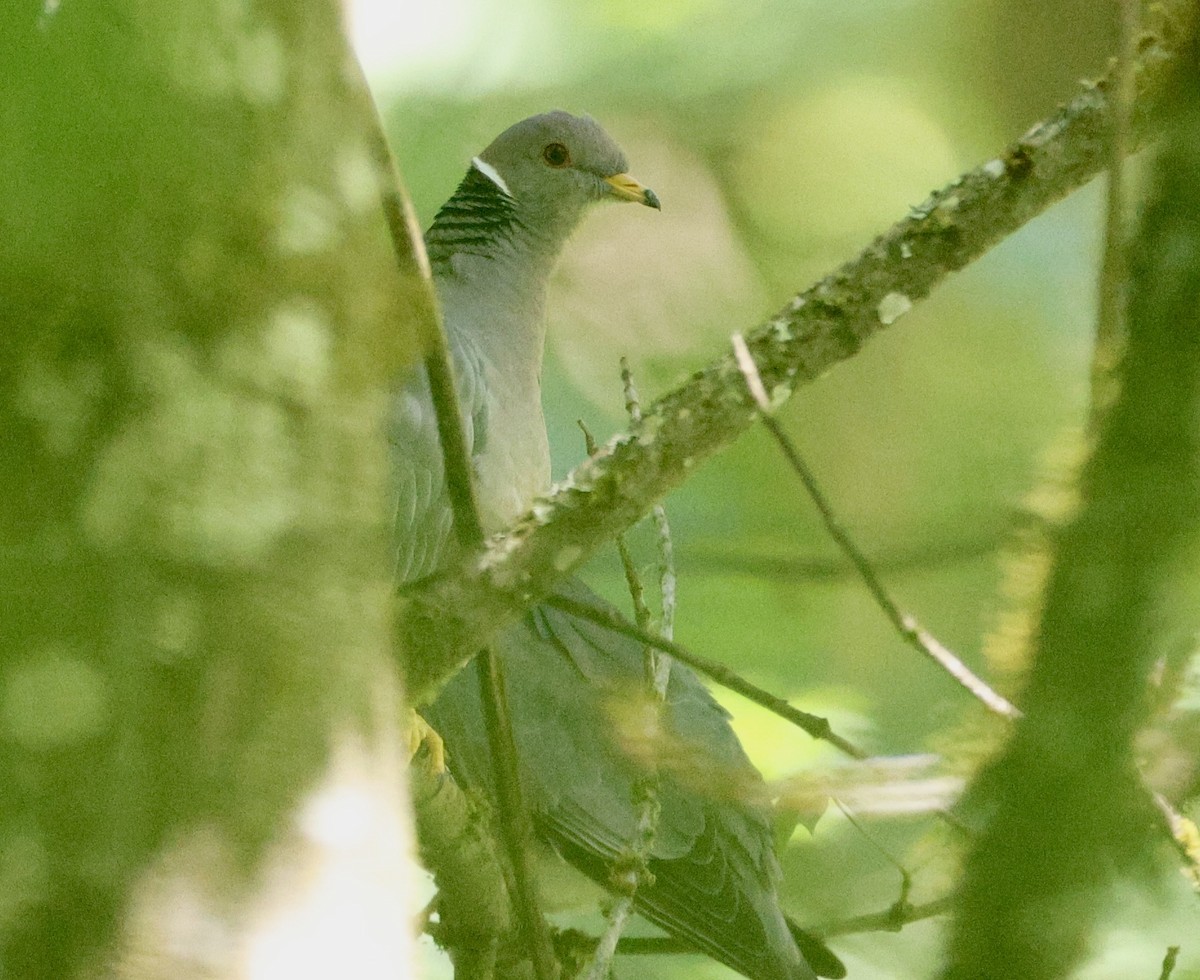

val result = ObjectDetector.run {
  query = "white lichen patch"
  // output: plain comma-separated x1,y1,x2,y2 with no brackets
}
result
14,356,104,457
84,331,301,568
336,145,381,214
1023,115,1063,147
768,382,793,411
932,194,961,226
770,318,793,344
900,241,913,259
476,529,524,575
909,197,935,221
1,650,109,749
982,158,1006,179
877,292,912,326
636,412,662,446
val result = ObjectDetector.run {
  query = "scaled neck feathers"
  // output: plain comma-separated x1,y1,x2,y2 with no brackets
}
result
425,160,525,270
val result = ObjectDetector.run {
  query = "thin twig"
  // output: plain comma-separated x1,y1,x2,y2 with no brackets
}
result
614,936,699,956
543,591,867,760
1091,0,1142,428
364,78,555,979
619,357,677,669
580,364,675,980
584,897,638,980
1151,790,1200,891
834,798,913,899
365,102,482,549
812,896,955,939
1159,945,1180,980
739,323,1200,895
613,893,954,947
680,532,1005,581
655,505,677,646
731,333,1021,721
621,357,679,657
580,791,657,980
478,645,559,980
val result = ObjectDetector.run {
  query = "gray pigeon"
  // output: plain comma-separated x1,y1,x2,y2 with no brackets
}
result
393,111,838,980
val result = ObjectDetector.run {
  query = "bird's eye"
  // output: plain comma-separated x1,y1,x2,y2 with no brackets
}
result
542,142,571,168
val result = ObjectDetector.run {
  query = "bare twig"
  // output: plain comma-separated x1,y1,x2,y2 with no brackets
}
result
1151,790,1200,891
1091,0,1142,427
583,896,638,980
741,316,1200,896
580,788,658,980
1159,945,1180,980
614,936,700,956
543,591,867,760
477,644,558,980
680,531,1006,580
614,892,954,946
365,76,555,980
364,91,482,550
731,333,1020,721
813,896,955,940
833,798,914,895
619,357,677,668
581,363,675,980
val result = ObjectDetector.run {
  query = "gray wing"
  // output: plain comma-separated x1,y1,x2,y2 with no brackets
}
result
389,335,489,584
422,577,817,980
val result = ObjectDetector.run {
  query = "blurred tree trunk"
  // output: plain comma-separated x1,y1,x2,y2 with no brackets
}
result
0,3,420,977
942,16,1200,980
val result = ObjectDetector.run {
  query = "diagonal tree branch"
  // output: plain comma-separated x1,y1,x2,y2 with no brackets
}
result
399,4,1188,705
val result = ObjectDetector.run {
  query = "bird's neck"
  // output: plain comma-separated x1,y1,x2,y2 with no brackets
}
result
426,165,577,377
427,167,580,530
426,164,575,284
436,245,555,387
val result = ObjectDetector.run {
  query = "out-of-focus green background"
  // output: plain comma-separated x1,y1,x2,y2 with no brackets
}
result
358,1,1200,976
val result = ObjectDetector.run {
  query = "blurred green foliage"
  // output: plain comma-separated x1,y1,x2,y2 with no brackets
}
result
367,0,1200,976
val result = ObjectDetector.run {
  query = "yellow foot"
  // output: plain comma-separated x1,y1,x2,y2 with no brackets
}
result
406,710,446,773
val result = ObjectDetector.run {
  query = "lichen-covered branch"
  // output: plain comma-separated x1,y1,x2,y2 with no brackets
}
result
941,16,1200,978
409,739,513,978
399,5,1188,704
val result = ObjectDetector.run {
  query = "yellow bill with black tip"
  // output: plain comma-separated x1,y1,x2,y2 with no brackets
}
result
604,172,661,209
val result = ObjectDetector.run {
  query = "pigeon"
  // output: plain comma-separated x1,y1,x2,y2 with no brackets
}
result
393,111,839,980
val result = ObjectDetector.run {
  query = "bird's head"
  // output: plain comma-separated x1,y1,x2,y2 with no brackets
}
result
474,110,660,240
